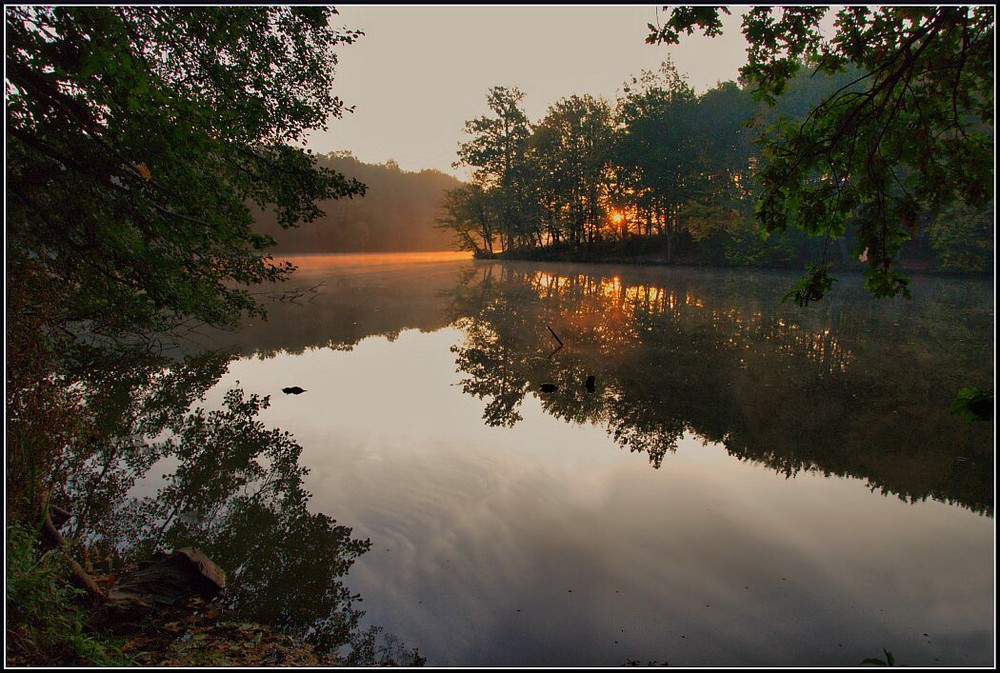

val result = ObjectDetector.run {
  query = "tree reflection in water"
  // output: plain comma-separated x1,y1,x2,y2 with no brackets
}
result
40,256,990,666
52,348,376,658
449,263,993,515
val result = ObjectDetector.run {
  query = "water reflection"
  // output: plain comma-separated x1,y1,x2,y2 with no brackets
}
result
67,254,992,665
447,262,993,515
188,251,467,358
54,349,374,656
189,256,992,516
202,329,991,666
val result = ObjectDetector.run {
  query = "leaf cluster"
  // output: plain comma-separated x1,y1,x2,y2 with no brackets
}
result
649,6,995,301
6,6,366,340
950,387,994,423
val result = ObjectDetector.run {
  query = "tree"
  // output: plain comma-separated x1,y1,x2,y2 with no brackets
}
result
678,80,757,244
529,94,615,246
455,86,532,189
6,6,366,343
615,59,701,260
454,86,534,251
927,199,995,273
648,6,994,303
5,5,369,586
436,183,498,257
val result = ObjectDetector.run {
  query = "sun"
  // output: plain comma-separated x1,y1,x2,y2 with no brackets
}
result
610,211,624,224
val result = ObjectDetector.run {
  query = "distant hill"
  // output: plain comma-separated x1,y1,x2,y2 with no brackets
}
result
254,152,463,252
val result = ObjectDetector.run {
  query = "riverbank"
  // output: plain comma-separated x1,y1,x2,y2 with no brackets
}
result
483,236,990,280
5,521,422,667
5,522,338,667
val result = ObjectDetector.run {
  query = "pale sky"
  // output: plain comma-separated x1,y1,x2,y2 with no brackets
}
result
304,5,751,180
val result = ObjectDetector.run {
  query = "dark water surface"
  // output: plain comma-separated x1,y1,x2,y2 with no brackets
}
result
118,253,994,666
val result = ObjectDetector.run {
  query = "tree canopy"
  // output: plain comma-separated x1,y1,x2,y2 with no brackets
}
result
647,6,994,303
442,64,794,265
6,6,366,342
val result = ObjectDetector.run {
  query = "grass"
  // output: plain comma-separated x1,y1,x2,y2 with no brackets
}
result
5,522,134,667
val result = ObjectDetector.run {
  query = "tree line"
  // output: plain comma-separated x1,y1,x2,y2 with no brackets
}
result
439,58,993,279
254,153,462,252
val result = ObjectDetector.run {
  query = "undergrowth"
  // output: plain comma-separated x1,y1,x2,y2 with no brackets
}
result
5,522,133,666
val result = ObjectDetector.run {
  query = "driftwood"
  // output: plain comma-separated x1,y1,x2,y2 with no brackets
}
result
107,548,226,613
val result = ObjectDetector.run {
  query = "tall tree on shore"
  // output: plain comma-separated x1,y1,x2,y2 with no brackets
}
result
615,60,700,261
679,80,757,244
454,86,534,251
529,94,616,246
436,183,498,257
648,6,994,303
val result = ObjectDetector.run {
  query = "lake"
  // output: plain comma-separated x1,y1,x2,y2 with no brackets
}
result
101,252,994,666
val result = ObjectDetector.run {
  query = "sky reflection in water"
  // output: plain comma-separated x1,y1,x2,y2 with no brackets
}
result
194,292,993,668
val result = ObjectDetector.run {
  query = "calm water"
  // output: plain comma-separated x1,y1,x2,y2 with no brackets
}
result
119,253,994,666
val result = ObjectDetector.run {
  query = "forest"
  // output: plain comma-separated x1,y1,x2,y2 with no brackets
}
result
253,153,461,252
438,60,994,280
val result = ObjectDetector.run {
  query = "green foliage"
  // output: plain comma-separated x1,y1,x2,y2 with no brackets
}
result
453,86,537,252
782,263,837,306
951,387,994,423
863,267,911,300
6,524,132,666
717,223,799,268
437,183,498,256
615,59,703,253
649,6,995,301
645,6,730,45
6,6,365,341
446,59,898,272
529,94,615,246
